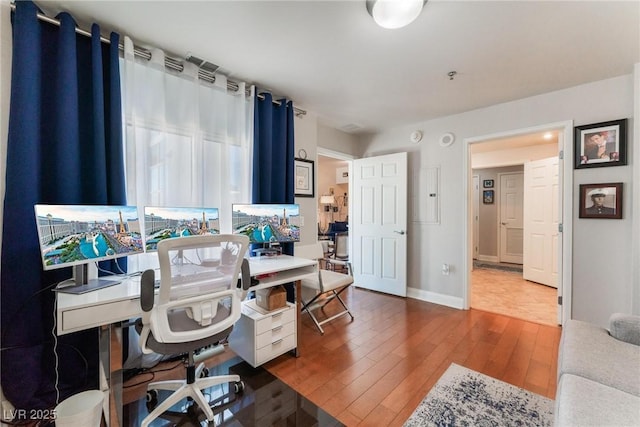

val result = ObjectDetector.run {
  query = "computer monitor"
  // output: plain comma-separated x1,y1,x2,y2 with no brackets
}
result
144,206,220,251
34,204,144,292
232,204,300,245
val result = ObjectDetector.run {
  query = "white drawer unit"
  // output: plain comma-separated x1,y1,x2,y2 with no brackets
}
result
228,300,296,367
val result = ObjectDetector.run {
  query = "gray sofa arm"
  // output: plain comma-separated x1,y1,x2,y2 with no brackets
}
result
609,313,640,346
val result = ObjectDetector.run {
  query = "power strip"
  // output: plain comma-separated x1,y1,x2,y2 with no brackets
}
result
193,344,225,364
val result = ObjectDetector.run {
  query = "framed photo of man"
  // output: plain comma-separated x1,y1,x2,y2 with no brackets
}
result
579,182,622,219
574,119,627,169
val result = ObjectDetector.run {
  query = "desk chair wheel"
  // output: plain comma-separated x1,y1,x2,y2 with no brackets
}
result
233,380,245,394
146,389,158,407
200,367,209,378
186,402,200,417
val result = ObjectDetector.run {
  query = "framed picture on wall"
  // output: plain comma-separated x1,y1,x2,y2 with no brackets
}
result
574,119,627,169
482,190,494,204
294,158,314,197
482,179,494,188
579,182,622,219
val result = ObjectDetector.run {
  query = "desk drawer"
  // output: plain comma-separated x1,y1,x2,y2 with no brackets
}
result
255,306,295,335
256,320,295,350
61,299,139,334
256,333,295,366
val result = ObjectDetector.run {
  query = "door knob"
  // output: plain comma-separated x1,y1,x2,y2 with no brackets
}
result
394,230,406,235
501,222,508,225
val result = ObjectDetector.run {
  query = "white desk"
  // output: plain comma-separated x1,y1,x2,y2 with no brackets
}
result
55,254,317,426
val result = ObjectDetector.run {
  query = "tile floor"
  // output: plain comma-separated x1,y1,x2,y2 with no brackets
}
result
471,265,558,326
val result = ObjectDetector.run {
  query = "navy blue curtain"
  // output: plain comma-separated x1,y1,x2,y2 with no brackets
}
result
252,92,295,205
252,93,296,297
1,1,124,411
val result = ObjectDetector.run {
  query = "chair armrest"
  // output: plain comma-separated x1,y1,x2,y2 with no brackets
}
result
140,269,155,312
609,313,640,346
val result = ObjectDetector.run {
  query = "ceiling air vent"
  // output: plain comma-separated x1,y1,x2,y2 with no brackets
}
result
185,53,220,74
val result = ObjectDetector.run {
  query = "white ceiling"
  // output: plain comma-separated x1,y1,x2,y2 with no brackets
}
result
38,1,640,134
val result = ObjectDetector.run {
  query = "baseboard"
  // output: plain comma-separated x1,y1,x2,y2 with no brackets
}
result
407,287,464,310
477,255,499,263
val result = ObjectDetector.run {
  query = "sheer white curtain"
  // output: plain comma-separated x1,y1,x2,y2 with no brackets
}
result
121,36,253,240
120,37,253,369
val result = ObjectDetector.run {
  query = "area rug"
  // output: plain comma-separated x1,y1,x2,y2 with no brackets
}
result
404,363,554,427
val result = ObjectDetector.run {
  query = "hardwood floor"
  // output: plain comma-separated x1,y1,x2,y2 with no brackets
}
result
265,287,561,427
471,266,558,326
124,286,562,426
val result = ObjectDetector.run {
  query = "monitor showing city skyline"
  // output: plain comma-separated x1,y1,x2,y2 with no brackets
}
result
34,204,144,270
143,206,220,251
232,204,300,244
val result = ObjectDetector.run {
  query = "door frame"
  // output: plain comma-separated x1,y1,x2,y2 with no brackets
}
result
463,121,574,326
472,175,479,260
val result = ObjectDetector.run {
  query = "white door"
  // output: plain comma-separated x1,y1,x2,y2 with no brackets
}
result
523,157,559,288
499,173,524,264
352,152,407,297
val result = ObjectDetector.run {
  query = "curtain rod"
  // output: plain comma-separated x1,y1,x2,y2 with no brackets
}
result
10,3,307,117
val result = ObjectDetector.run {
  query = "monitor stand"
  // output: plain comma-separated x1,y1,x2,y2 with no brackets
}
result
252,243,282,258
53,264,123,294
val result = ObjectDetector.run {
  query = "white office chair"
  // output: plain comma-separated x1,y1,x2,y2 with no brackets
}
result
137,234,250,427
295,242,354,334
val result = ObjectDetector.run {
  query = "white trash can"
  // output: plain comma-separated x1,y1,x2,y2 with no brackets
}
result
55,390,104,427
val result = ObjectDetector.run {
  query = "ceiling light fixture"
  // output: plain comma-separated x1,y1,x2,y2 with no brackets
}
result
366,0,426,29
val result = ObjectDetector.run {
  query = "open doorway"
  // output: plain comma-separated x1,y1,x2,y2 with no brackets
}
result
466,122,572,326
317,148,354,263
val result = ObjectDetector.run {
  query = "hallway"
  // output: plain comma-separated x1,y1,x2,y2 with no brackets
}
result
471,265,558,326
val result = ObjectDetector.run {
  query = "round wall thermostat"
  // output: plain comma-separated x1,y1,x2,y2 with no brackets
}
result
439,132,455,147
410,130,423,143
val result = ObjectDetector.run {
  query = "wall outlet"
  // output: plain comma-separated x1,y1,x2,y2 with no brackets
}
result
442,263,450,276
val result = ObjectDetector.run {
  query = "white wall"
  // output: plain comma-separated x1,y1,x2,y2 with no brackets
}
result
361,74,638,328
471,143,557,169
293,111,319,246
318,124,364,158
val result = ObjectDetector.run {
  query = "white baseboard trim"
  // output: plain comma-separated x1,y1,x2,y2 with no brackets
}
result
477,255,499,263
407,287,464,310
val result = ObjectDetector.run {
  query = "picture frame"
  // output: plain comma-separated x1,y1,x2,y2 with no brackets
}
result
482,190,494,204
574,119,627,169
482,179,494,188
294,158,314,197
579,182,622,219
